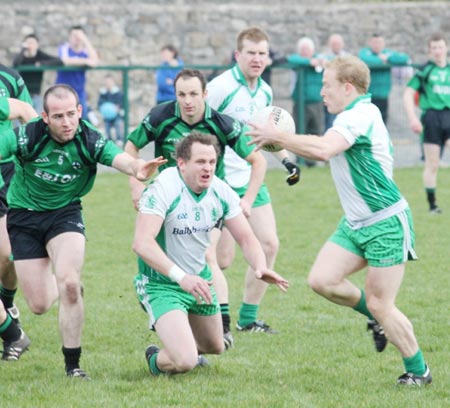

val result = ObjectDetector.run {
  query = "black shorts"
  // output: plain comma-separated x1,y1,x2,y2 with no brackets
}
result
0,161,16,217
422,109,450,146
7,202,85,260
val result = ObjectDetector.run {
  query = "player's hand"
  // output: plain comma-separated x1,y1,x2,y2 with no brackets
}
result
409,117,423,134
246,113,283,151
254,269,289,292
179,275,213,304
282,158,301,186
135,156,167,181
239,197,252,218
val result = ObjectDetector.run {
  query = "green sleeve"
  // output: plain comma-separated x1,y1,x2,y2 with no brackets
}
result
0,98,10,121
0,129,18,160
97,139,124,166
286,54,311,66
406,75,420,91
232,125,256,159
127,122,154,149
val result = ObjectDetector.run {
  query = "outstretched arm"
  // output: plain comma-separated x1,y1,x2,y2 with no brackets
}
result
124,139,149,209
111,152,167,181
247,114,350,162
225,213,289,292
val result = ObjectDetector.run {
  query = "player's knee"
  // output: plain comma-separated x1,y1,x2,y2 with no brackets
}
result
218,251,234,270
27,298,52,315
307,273,329,295
172,353,199,373
60,280,82,304
261,236,279,261
366,295,388,319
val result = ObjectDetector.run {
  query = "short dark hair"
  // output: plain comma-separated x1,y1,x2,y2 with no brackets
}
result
70,25,84,32
43,84,80,113
24,33,39,42
429,32,447,45
174,69,206,92
176,131,220,161
161,44,178,59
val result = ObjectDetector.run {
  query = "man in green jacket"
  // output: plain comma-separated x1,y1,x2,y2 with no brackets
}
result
359,33,410,124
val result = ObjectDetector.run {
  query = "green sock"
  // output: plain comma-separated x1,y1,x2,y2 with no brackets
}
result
403,349,426,376
0,314,20,342
238,303,258,327
149,352,163,376
352,289,374,320
0,285,17,309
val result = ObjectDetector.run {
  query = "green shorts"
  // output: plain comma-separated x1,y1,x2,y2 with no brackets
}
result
329,209,418,267
233,183,271,208
134,265,219,327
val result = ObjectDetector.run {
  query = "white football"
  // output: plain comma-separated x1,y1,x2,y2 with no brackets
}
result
250,106,296,152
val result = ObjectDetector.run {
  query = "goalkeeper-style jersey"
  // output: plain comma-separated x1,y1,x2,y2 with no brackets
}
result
206,65,272,188
0,118,122,211
406,61,450,111
127,100,255,181
330,94,406,227
138,167,241,281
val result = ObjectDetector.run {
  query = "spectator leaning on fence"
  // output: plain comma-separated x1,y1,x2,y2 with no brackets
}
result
358,33,410,124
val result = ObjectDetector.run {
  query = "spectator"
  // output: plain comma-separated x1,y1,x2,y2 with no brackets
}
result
286,36,325,166
98,74,124,146
322,34,350,130
13,33,63,113
358,33,410,124
55,25,99,119
155,45,183,104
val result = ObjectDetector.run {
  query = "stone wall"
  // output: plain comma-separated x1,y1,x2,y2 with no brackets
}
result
2,1,449,129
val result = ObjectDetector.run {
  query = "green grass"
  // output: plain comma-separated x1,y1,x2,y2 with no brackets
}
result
2,166,450,407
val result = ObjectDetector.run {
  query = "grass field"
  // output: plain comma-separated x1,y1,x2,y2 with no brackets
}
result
2,166,450,407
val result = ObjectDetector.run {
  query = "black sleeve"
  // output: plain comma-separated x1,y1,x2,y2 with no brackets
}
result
36,50,64,66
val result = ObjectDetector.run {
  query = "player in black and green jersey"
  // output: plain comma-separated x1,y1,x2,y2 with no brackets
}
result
404,32,450,214
1,84,166,378
125,69,267,349
0,64,33,329
0,97,37,361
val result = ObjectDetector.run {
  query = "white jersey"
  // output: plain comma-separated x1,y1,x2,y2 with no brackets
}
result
207,65,272,188
330,94,406,227
138,167,242,276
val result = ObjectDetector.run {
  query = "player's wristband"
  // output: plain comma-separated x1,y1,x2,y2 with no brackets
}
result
168,265,187,283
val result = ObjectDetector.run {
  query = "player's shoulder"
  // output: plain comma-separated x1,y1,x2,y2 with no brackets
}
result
148,101,177,125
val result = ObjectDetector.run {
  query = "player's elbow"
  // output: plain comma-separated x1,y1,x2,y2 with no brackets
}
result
132,240,146,258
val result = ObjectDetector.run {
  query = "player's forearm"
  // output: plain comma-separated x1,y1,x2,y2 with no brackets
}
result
133,239,180,280
403,88,418,122
244,153,267,205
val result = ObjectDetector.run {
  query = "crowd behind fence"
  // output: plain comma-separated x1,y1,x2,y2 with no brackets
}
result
14,64,449,168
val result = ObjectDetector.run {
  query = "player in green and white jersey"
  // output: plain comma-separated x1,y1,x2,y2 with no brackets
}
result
0,97,37,361
125,68,267,348
206,27,300,338
133,131,288,376
248,55,431,386
1,84,166,378
404,32,450,214
0,65,34,331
